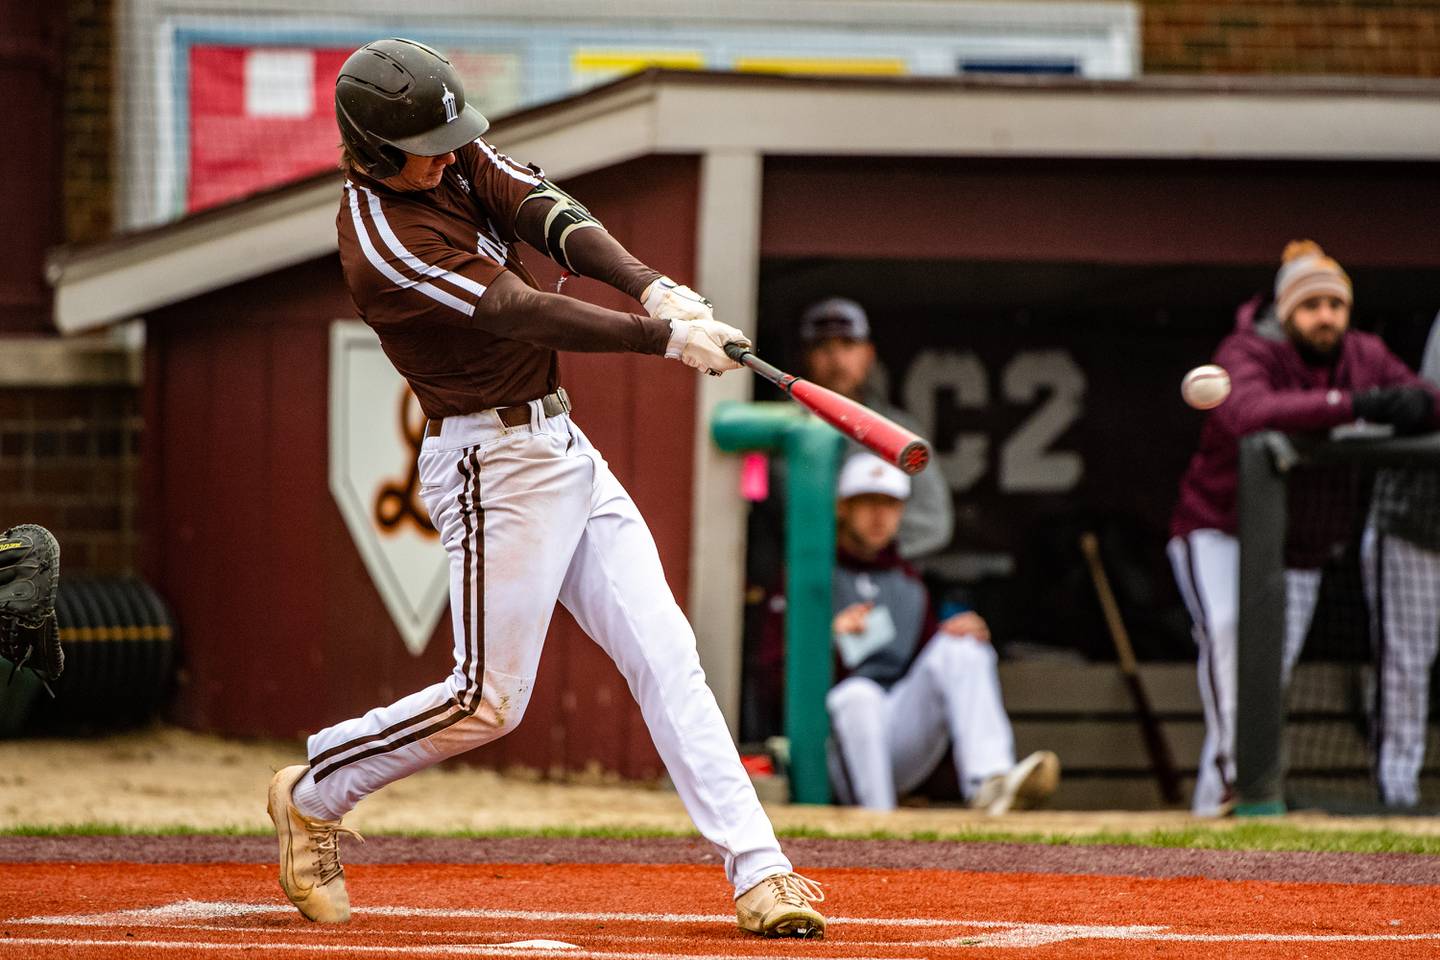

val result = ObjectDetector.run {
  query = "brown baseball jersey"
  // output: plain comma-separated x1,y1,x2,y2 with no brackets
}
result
336,138,670,418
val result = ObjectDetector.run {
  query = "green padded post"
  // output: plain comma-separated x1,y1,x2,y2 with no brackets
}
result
712,400,845,804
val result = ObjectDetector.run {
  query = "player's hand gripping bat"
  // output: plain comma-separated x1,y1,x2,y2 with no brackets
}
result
1079,531,1183,805
723,343,932,475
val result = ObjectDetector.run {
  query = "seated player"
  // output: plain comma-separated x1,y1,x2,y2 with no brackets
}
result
825,452,1059,813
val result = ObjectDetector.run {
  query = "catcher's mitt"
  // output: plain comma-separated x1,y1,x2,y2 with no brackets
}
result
0,524,63,691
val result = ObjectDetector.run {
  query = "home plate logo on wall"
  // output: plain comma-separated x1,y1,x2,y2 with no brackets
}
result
330,321,449,655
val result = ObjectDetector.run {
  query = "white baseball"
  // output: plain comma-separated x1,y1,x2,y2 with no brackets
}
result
1182,364,1231,410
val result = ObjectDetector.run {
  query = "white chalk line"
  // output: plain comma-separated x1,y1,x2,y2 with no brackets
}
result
4,899,1439,950
11,901,988,928
0,940,910,960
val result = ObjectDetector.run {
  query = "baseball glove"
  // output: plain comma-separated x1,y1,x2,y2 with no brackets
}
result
0,524,63,691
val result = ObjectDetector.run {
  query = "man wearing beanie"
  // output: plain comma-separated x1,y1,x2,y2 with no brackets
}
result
1169,240,1440,816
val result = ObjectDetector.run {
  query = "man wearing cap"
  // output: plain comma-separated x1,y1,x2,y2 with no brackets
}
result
1169,240,1440,816
799,298,953,559
825,452,1059,813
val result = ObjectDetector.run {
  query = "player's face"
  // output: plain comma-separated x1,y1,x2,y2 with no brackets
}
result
837,494,905,557
805,338,874,400
1285,295,1350,355
387,151,457,191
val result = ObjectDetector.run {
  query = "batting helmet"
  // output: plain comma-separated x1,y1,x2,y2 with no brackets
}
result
335,38,489,180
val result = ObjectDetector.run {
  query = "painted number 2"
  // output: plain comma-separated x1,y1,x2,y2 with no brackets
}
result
902,349,1086,493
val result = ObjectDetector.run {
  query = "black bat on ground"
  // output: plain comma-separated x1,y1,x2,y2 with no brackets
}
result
1079,531,1183,805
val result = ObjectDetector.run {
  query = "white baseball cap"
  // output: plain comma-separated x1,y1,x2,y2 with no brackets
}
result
836,452,910,501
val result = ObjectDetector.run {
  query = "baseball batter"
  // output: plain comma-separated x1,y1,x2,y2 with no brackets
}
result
266,38,825,938
1169,240,1439,816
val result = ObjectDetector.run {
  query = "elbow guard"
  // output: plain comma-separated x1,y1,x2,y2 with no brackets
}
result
519,180,603,272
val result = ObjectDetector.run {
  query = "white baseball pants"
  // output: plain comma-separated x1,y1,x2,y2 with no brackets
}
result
1168,530,1320,815
1361,525,1440,808
826,634,1014,810
293,400,791,895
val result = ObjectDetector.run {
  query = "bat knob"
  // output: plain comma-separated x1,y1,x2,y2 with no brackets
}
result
899,441,931,476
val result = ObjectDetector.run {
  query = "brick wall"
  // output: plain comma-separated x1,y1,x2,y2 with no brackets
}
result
63,0,115,245
0,385,141,575
1142,1,1440,76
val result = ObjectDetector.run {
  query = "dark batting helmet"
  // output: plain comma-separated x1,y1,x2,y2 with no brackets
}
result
335,38,490,180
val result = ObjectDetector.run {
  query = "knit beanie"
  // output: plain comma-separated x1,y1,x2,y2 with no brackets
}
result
1274,240,1352,321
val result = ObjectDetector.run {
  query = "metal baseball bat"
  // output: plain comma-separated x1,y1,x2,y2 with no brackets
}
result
1079,531,1184,805
723,342,932,475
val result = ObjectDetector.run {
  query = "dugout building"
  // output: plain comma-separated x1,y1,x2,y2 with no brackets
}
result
44,70,1440,805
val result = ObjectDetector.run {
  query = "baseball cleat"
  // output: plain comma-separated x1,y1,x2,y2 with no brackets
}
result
973,750,1061,816
735,872,826,938
267,764,363,923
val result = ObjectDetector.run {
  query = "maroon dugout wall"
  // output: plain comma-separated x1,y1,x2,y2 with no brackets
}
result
2,1,63,334
143,156,698,778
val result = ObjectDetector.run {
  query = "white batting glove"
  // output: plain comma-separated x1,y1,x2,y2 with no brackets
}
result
665,318,751,375
642,276,714,323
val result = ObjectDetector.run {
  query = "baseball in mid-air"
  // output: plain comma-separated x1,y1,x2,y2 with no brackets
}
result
1181,364,1231,410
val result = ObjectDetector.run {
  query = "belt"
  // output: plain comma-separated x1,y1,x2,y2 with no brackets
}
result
425,388,571,438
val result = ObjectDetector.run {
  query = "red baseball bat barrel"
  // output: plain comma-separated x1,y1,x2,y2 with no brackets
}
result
724,343,932,476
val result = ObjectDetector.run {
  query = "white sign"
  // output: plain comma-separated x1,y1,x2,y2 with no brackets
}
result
329,321,450,656
902,347,1087,494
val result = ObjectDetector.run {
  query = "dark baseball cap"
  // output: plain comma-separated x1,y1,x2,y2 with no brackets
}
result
799,297,870,344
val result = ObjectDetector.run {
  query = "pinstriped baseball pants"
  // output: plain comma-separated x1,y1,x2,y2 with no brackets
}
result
1168,530,1320,816
294,399,791,895
1361,525,1440,808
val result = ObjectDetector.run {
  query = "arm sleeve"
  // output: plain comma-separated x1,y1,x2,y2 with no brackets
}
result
1207,336,1357,437
473,272,671,354
515,202,662,302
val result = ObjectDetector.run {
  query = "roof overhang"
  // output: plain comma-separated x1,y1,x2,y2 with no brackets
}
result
48,69,1440,334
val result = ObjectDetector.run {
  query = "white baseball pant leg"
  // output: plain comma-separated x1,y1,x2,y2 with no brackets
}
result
1361,525,1440,808
826,634,1015,811
1168,530,1320,815
293,403,789,895
556,424,789,895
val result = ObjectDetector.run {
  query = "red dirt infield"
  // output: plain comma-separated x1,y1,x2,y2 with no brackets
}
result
3,848,1440,959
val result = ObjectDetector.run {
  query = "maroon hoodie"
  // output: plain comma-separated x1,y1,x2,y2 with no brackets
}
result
1171,298,1436,567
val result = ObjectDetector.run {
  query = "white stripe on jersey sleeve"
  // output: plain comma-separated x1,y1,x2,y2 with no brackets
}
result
474,139,541,185
345,183,476,318
358,185,488,298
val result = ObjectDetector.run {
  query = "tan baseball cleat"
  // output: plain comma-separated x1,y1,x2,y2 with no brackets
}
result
267,765,363,923
735,872,826,939
972,750,1061,816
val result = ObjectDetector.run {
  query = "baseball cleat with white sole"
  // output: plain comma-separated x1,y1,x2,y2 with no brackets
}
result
736,872,826,938
267,764,363,923
973,750,1061,816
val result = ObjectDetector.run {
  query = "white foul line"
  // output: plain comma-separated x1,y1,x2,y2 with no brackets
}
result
0,936,913,960
5,899,1440,950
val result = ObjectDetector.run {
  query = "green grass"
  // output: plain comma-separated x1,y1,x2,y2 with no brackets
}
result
1,823,261,837
3,820,1439,854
